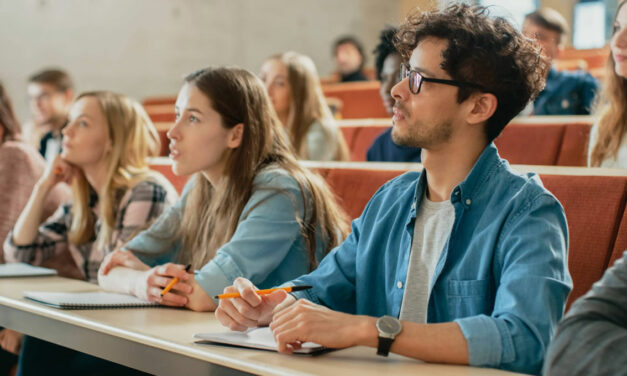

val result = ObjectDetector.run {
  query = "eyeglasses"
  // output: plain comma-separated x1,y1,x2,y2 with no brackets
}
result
400,64,486,94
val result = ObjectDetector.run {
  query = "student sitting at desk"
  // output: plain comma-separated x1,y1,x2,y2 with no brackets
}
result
215,5,571,375
5,91,177,375
98,67,348,312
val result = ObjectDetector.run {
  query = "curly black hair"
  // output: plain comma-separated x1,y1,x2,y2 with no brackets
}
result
333,35,366,70
395,4,548,141
373,25,399,80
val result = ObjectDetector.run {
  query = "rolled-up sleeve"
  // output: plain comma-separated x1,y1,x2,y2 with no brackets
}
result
543,251,627,376
455,193,571,374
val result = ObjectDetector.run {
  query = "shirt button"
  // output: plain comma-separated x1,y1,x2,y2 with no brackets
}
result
397,281,403,289
455,191,459,195
465,198,472,205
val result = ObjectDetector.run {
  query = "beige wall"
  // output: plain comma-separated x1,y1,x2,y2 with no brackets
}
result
0,0,401,122
400,0,439,20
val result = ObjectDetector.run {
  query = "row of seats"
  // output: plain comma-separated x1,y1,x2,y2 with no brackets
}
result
149,158,627,311
339,116,594,165
153,116,594,166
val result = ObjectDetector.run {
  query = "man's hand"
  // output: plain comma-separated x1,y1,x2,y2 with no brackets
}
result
269,299,376,353
215,277,295,331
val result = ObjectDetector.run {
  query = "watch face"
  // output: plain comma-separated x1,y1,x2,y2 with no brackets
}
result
377,316,402,336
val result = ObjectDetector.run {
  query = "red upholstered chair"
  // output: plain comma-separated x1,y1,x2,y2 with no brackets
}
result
495,123,565,165
323,82,388,119
149,162,190,194
142,96,176,106
608,205,627,268
147,112,176,123
350,126,389,162
158,130,169,156
323,168,408,219
541,174,627,309
556,123,593,166
340,127,359,158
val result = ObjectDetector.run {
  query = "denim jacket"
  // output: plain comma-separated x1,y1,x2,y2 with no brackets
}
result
289,143,572,375
124,167,327,299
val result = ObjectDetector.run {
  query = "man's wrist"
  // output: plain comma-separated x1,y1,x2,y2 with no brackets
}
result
354,316,379,347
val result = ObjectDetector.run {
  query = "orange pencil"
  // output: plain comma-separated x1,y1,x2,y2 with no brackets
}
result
160,264,192,296
54,167,63,175
213,285,312,299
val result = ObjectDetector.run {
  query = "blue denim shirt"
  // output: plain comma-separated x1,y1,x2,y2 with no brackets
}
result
124,168,327,299
533,67,599,115
289,143,572,375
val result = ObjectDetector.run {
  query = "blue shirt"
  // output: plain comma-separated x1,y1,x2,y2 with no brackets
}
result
366,128,422,163
124,167,328,299
533,67,599,115
289,143,572,375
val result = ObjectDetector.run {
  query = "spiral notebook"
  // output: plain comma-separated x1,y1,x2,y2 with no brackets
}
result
194,327,326,354
23,291,160,310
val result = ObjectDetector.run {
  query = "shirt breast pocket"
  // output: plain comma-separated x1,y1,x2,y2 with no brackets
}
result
447,279,492,318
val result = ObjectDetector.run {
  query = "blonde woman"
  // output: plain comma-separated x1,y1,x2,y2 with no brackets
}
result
260,52,349,161
589,0,627,168
4,91,177,280
98,67,349,312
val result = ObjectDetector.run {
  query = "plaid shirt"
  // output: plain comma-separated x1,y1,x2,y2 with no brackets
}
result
4,180,176,282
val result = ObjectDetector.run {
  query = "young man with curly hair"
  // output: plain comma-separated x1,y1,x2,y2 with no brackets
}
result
216,4,572,374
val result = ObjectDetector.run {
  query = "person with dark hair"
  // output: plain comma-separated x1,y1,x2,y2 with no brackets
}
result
26,68,75,162
367,25,422,162
333,35,368,82
0,82,70,375
216,4,571,375
523,8,599,115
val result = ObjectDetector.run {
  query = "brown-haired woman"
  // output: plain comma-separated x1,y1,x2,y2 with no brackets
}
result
589,0,627,168
99,67,349,312
260,52,349,161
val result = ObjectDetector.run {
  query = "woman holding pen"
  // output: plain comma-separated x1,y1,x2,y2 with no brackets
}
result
98,67,349,312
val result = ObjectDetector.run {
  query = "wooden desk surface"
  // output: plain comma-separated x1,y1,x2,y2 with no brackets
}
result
0,276,527,376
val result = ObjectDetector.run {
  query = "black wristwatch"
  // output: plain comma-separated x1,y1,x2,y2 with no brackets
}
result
376,315,402,356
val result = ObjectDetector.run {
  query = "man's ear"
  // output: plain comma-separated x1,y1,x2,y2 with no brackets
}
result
466,92,497,126
227,123,244,149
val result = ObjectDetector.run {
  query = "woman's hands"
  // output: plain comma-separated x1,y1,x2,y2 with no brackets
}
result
38,155,76,192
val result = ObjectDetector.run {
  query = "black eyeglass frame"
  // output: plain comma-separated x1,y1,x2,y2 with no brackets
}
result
400,64,487,94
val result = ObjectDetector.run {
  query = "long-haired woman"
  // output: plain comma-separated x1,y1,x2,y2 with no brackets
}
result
98,67,349,312
260,52,349,161
589,0,627,168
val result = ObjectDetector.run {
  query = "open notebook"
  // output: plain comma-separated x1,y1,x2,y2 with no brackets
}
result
194,327,326,354
23,291,160,310
0,263,57,278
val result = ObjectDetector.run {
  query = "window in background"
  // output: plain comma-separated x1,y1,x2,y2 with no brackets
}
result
478,0,538,29
574,1,606,49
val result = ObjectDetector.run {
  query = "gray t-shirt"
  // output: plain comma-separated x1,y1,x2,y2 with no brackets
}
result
399,191,455,323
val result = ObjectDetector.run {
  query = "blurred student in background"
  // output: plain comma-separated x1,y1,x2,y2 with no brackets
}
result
589,0,627,169
523,8,598,115
0,82,71,376
260,52,349,161
25,69,75,162
367,26,422,163
333,35,368,82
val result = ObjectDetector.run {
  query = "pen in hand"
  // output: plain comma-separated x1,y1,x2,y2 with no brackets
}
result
160,264,192,297
213,285,312,299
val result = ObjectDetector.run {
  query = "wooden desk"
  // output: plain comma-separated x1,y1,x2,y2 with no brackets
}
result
0,276,527,375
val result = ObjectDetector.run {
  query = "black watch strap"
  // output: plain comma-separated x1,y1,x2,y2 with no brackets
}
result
377,336,394,356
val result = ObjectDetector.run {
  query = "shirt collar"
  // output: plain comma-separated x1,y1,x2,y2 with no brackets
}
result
412,143,502,212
